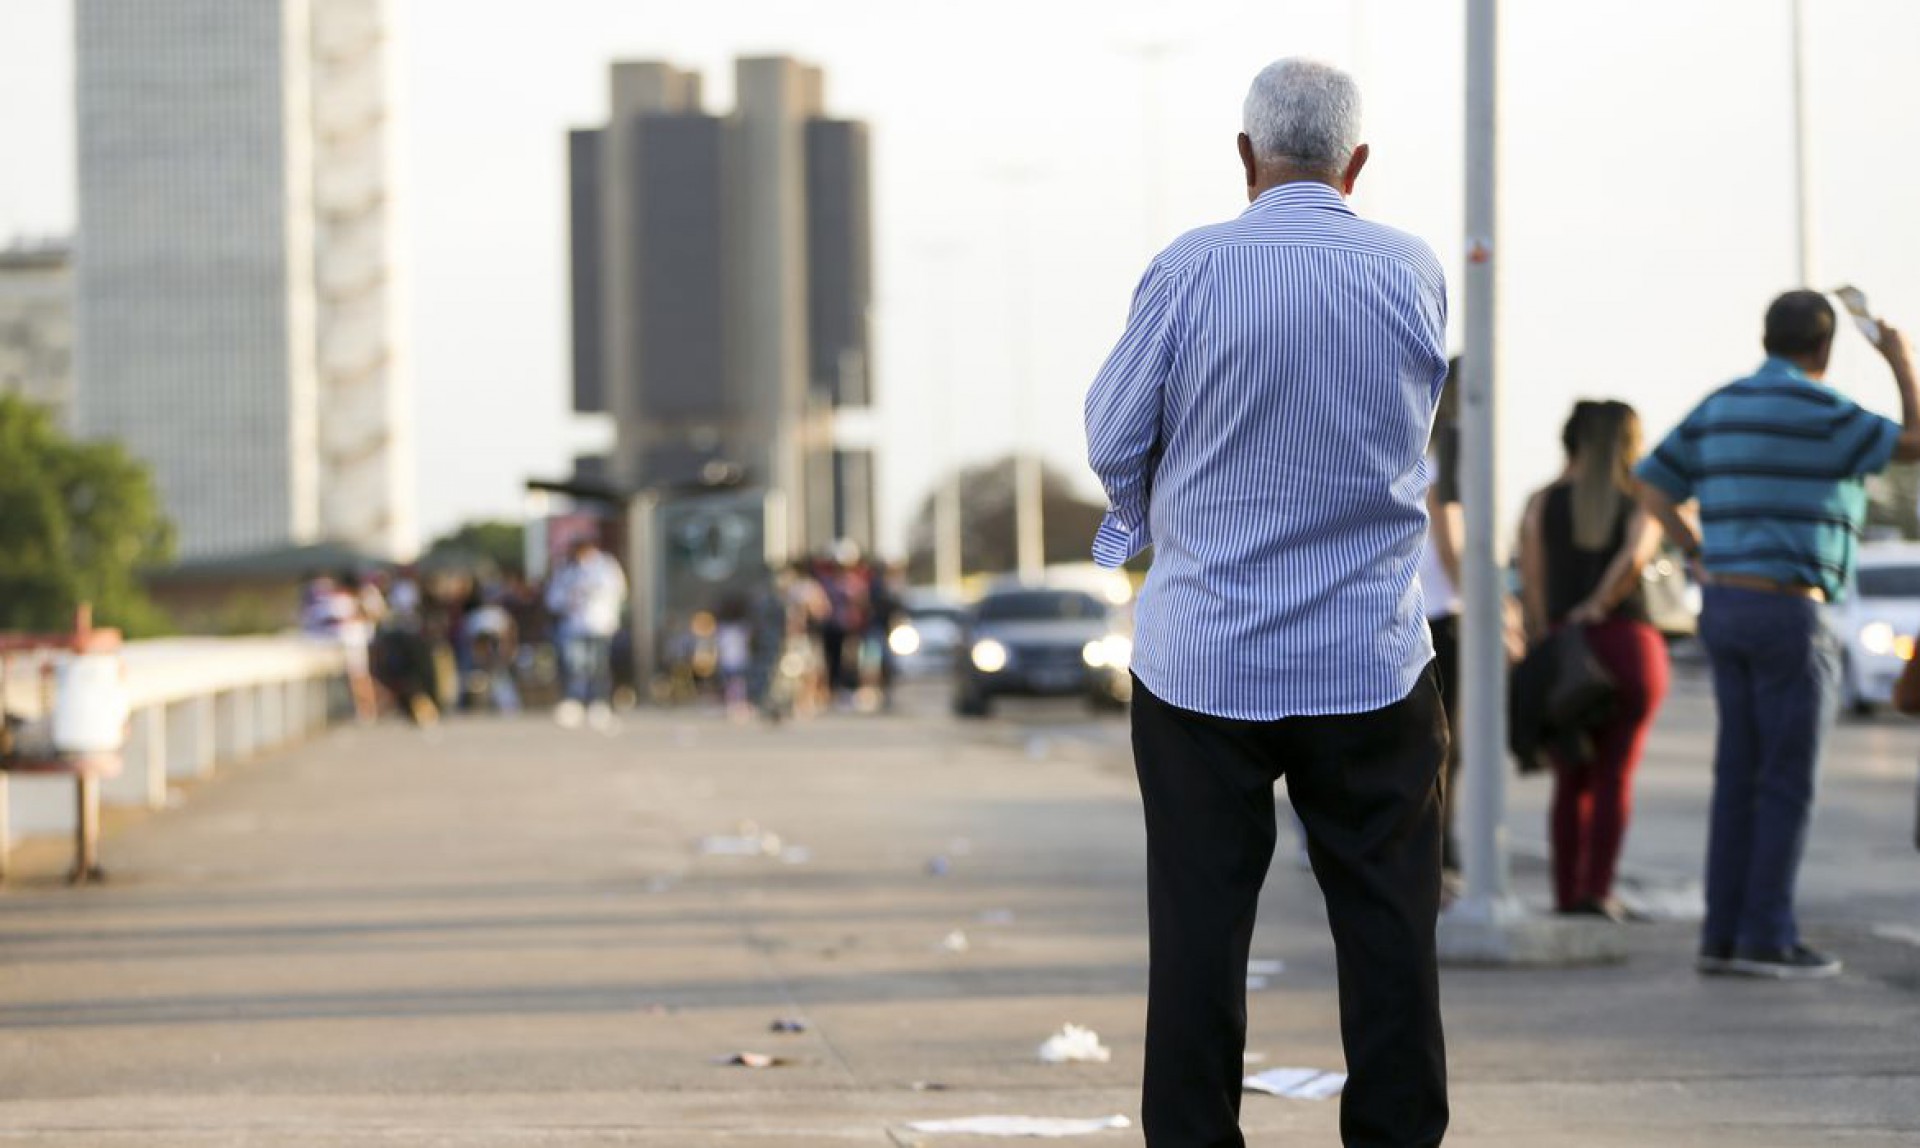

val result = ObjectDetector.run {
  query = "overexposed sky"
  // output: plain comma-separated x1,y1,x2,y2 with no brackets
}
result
4,1,1918,556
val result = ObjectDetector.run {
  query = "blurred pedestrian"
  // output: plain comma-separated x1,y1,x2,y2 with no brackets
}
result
867,561,905,711
462,584,521,714
371,573,439,727
1519,400,1669,920
1637,292,1920,979
715,595,753,722
818,556,862,703
545,536,626,730
302,571,376,723
1421,361,1465,891
1086,59,1449,1146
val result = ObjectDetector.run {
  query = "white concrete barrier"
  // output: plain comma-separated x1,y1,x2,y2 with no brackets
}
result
3,636,348,846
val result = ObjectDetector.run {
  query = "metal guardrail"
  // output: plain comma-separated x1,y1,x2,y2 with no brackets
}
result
1,634,348,881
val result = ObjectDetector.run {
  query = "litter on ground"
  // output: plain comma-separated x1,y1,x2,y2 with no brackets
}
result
697,824,783,856
718,1052,793,1068
938,930,971,953
1037,1024,1111,1064
768,1017,808,1034
1243,1067,1347,1100
904,1114,1132,1137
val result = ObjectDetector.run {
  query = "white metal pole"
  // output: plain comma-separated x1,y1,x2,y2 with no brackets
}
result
926,246,965,592
1788,0,1813,287
1460,0,1510,907
998,166,1046,582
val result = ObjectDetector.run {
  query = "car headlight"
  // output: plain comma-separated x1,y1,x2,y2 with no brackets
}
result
1860,621,1897,657
889,624,922,657
971,639,1008,673
1900,636,1918,662
1083,634,1133,670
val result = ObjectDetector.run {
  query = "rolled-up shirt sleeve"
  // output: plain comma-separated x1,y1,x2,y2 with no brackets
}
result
1085,260,1176,568
1836,402,1900,478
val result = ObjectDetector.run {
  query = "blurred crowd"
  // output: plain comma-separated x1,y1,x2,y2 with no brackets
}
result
295,538,910,729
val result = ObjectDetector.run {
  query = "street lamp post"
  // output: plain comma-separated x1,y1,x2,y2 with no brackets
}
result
1788,0,1813,287
1438,0,1621,967
994,164,1046,583
922,242,965,593
1457,0,1510,914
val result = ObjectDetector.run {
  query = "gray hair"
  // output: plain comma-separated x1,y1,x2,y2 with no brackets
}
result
1242,58,1361,172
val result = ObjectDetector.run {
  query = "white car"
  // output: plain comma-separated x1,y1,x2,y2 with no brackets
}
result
1836,543,1920,712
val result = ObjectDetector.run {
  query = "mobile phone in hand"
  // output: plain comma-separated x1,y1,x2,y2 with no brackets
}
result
1835,285,1883,345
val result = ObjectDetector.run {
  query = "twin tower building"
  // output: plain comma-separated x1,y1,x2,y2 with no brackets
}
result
74,0,874,563
567,58,878,562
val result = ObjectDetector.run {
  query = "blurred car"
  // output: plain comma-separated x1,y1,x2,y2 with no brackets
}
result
952,585,1131,718
887,589,967,679
1835,543,1920,713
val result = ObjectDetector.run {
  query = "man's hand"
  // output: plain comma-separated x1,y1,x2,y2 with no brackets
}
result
1876,322,1912,368
1880,320,1920,463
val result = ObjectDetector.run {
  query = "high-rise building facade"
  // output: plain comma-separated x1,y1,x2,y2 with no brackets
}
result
0,239,74,429
74,0,414,560
568,57,876,557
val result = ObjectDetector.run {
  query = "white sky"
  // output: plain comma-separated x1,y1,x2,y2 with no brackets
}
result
4,0,1919,556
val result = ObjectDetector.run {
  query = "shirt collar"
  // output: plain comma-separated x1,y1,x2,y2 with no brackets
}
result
1245,180,1356,217
1756,356,1827,388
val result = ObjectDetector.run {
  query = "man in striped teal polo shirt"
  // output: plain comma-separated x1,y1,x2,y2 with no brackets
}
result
1637,290,1920,980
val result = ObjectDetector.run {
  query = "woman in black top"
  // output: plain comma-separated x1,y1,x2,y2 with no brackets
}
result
1520,400,1671,918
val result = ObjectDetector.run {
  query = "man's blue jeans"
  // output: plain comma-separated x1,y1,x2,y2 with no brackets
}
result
1697,584,1842,953
561,633,613,705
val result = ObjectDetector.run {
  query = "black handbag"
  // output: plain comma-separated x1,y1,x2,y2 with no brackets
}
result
1509,626,1618,774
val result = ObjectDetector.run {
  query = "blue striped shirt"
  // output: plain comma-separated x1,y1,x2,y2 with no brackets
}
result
1084,182,1449,720
1635,357,1899,601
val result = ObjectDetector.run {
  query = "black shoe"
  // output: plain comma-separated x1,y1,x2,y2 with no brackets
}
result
1726,944,1842,980
1695,943,1735,975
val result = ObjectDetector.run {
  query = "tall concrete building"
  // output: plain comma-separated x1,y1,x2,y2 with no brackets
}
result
75,0,414,560
568,57,876,557
0,239,74,429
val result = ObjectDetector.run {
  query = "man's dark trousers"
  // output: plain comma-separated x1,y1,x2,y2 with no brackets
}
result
1131,670,1450,1148
1697,584,1843,953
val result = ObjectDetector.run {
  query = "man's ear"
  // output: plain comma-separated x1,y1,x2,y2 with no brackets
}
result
1238,133,1257,193
1342,143,1371,195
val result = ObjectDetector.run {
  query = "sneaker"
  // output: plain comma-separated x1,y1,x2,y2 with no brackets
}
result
1695,944,1735,975
554,699,585,729
1726,944,1842,980
586,701,615,732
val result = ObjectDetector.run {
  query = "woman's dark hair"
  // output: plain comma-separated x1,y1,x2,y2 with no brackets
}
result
1762,290,1836,359
1560,400,1601,459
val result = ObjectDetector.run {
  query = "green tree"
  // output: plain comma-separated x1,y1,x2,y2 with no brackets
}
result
424,519,525,577
0,395,174,635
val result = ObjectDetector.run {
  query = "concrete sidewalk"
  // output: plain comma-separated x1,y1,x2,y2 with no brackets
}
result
0,692,1914,1145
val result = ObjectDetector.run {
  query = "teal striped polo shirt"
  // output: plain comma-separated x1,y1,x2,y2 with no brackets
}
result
1635,357,1899,602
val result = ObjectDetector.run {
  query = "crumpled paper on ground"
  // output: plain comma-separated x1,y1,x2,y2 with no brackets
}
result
904,1114,1132,1137
1037,1024,1111,1064
1243,1066,1347,1099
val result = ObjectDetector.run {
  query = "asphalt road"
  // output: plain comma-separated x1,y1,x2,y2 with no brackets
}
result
0,668,1913,1145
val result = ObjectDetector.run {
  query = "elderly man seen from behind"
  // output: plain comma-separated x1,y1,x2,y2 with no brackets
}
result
1086,59,1451,1147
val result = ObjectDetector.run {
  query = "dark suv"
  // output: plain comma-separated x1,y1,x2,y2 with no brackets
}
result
952,586,1131,718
